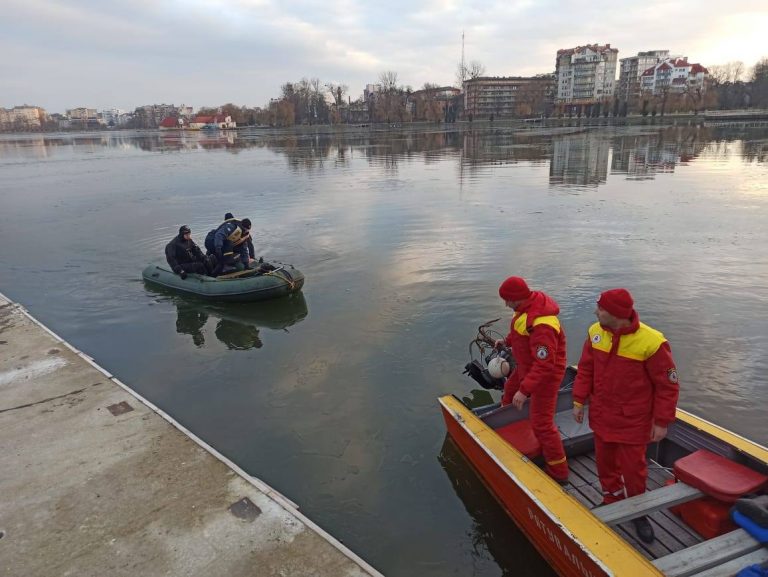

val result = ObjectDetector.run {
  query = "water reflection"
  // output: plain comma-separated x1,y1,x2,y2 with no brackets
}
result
437,436,556,577
1,126,766,189
611,128,711,180
147,286,308,350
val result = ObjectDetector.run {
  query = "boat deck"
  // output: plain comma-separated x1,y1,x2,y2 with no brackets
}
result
564,452,704,560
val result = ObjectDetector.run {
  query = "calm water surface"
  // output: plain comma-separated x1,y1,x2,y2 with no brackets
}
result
1,125,767,577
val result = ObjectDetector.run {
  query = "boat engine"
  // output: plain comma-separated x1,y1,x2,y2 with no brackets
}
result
462,318,516,391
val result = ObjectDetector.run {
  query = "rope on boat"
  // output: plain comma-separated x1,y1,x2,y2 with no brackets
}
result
261,267,296,290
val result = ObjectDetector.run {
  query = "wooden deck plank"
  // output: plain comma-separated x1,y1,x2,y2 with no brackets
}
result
652,529,762,577
567,455,673,559
636,462,705,546
690,547,768,577
570,453,705,556
594,482,704,525
643,464,705,546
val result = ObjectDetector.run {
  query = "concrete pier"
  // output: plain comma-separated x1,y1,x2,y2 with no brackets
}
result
0,293,383,577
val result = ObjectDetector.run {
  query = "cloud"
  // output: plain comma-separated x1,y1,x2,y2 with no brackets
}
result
2,0,767,112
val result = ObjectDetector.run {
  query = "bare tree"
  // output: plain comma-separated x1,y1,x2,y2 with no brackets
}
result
326,82,348,107
379,71,399,91
375,71,402,123
467,60,486,79
709,61,746,85
455,63,467,87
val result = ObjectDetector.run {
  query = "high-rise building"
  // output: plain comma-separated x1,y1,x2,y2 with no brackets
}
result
618,51,673,102
555,44,618,113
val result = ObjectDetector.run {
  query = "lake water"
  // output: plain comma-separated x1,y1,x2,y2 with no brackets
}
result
1,125,767,577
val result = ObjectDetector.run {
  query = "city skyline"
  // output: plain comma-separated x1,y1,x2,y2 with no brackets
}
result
4,0,767,112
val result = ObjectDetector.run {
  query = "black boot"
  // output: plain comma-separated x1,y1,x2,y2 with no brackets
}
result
632,516,655,543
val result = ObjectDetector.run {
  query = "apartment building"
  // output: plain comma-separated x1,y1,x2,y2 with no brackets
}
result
0,106,47,130
640,58,709,96
462,75,555,119
618,50,673,102
555,44,618,113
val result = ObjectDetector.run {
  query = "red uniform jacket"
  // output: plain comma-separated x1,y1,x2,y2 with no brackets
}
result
502,291,567,404
572,313,680,444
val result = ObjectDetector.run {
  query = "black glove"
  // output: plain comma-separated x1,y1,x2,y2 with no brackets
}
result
180,270,188,280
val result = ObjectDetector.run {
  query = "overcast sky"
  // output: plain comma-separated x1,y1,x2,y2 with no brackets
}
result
3,0,767,113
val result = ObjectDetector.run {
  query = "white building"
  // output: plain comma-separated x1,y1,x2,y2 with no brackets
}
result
618,50,674,102
364,84,381,101
640,58,709,96
556,44,618,109
99,108,126,127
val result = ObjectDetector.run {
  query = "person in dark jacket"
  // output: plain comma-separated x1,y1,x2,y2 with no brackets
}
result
233,217,255,261
165,225,209,279
205,214,254,276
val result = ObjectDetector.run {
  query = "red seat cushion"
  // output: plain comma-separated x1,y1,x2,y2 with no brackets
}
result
673,449,768,503
495,419,542,458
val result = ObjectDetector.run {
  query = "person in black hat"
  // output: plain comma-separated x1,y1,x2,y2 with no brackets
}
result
165,225,210,279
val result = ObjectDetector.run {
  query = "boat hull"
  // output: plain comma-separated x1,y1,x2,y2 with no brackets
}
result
142,264,305,302
440,395,662,577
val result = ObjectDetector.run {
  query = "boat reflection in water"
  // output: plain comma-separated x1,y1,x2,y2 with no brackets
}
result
438,420,556,577
147,285,308,350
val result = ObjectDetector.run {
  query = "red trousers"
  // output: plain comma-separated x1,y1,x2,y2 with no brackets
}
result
506,373,568,480
594,434,647,504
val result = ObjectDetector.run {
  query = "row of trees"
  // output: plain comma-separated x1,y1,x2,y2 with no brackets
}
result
709,58,768,109
256,70,464,127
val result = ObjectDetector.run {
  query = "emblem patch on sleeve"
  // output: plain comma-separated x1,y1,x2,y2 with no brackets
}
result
536,345,550,360
667,368,678,383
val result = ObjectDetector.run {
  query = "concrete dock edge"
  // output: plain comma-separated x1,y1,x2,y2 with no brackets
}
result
0,291,384,577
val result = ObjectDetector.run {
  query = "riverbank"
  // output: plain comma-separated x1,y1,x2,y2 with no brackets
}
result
0,292,382,577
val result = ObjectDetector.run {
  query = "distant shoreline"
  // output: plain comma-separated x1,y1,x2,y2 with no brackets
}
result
3,113,768,138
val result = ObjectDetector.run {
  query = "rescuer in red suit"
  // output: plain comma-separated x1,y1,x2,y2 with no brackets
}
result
572,288,680,544
494,276,569,483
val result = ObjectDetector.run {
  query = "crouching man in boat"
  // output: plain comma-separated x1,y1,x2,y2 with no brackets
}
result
572,288,680,544
205,215,254,276
494,276,570,484
165,225,211,279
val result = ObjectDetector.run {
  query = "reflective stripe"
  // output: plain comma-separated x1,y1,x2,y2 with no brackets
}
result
226,226,243,243
573,401,583,408
587,322,666,361
547,456,567,466
603,488,625,497
233,232,250,247
533,315,560,333
513,313,529,336
514,313,560,335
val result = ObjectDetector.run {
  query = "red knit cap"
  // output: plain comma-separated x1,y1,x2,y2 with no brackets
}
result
597,288,634,319
498,276,532,301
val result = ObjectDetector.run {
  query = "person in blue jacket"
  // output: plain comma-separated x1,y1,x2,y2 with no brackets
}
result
205,214,253,276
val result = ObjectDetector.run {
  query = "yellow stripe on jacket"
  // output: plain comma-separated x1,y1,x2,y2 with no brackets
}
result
513,313,561,336
587,322,666,361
